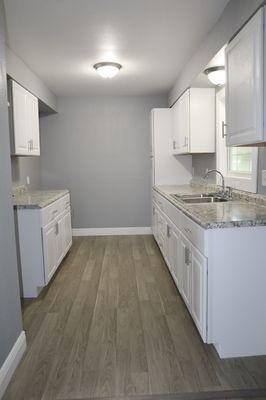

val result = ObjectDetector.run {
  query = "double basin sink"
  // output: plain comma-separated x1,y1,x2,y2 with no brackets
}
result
171,193,229,204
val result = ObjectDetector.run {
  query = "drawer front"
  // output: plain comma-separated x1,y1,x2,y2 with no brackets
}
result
153,190,168,212
164,199,181,230
41,194,70,227
180,212,206,254
58,193,71,211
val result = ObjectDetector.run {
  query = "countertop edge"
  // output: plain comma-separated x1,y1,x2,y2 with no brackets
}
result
153,186,266,230
13,190,70,209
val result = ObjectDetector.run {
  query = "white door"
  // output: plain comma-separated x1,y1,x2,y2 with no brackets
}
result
42,222,57,284
27,92,40,155
12,81,29,155
225,8,263,145
190,245,207,341
176,89,190,154
180,233,191,308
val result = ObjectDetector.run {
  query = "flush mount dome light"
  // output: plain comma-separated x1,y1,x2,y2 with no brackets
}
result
93,62,122,78
204,66,225,86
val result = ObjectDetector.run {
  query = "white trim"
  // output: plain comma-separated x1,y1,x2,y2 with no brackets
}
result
0,331,26,399
72,227,152,236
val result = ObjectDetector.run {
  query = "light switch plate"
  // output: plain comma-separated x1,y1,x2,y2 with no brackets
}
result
262,170,266,186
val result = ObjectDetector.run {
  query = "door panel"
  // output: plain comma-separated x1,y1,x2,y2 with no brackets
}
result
42,223,57,284
27,93,40,155
180,233,191,308
225,8,263,145
191,245,207,341
12,81,29,155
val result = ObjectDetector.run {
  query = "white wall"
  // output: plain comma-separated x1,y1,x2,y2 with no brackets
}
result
40,95,168,229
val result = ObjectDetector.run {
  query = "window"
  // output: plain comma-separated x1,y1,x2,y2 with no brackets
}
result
216,88,258,193
229,147,252,174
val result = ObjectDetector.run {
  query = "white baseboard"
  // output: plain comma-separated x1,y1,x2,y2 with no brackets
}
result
72,227,152,236
0,331,26,399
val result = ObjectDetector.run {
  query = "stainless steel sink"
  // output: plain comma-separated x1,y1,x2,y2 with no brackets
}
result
170,193,229,204
182,197,228,204
171,193,210,199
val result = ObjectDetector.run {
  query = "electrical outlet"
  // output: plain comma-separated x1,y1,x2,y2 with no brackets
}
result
262,170,266,186
26,176,30,185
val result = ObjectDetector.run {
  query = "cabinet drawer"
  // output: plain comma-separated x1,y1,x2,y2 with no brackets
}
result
180,213,206,255
41,194,70,227
153,191,168,212
58,194,71,211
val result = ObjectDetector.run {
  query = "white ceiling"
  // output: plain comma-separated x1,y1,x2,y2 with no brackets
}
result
4,0,229,96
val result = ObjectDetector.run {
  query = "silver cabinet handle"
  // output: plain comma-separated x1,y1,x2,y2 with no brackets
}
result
167,224,170,238
222,121,228,138
185,247,191,265
184,227,192,235
173,140,176,150
55,222,59,235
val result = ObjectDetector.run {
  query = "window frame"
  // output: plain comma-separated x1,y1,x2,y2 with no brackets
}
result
216,87,258,193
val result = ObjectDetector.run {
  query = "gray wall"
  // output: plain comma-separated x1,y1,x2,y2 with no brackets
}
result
192,153,216,181
6,46,57,112
0,0,23,368
40,95,168,229
11,156,41,190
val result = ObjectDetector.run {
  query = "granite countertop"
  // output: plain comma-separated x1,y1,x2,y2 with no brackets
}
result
154,185,266,229
13,189,69,209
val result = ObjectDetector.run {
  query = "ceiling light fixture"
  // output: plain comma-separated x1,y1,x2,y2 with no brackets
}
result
204,66,225,86
93,62,122,78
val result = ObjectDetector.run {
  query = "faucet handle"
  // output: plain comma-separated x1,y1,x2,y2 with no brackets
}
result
226,186,233,198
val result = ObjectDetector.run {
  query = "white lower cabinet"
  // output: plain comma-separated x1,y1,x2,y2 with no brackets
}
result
16,194,72,298
153,198,207,342
152,189,266,358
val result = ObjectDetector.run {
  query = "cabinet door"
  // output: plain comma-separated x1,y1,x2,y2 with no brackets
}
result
176,90,190,154
167,224,182,290
62,208,72,251
172,102,179,154
42,222,57,284
180,233,191,308
57,217,64,264
12,81,29,155
225,8,263,145
27,92,40,155
191,245,207,342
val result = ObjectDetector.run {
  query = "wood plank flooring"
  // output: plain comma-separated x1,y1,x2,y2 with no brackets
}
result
3,236,266,400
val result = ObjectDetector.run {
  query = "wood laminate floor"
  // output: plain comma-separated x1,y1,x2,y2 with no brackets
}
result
3,236,266,400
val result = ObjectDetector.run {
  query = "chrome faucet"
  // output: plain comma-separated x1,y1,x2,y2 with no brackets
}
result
203,169,225,191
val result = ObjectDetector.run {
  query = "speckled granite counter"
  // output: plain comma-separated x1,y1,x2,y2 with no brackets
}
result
154,185,266,229
13,189,69,209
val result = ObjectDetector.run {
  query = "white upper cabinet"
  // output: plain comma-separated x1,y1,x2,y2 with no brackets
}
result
225,8,264,146
151,108,192,186
172,88,215,154
10,80,40,156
